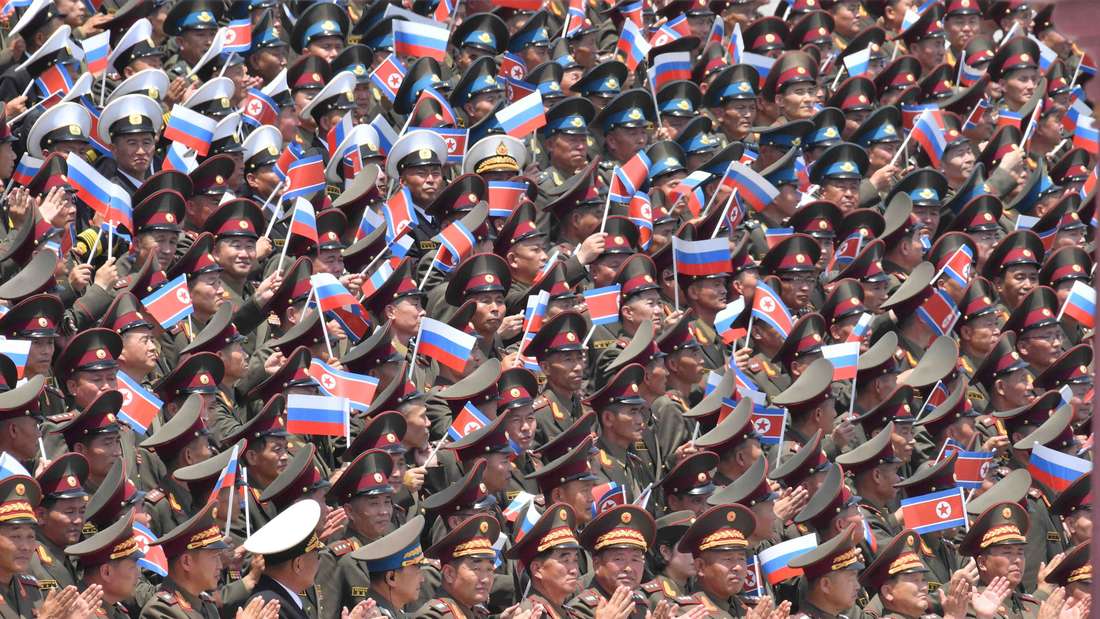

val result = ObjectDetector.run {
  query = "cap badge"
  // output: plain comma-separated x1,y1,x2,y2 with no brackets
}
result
479,32,491,43
69,125,81,136
96,349,107,359
198,11,212,21
570,117,583,127
840,161,855,172
813,333,822,342
738,82,751,92
215,175,225,185
698,472,708,482
796,66,807,75
14,483,24,496
373,473,384,483
66,475,77,488
630,383,638,393
239,220,249,229
418,148,432,160
765,33,776,42
796,254,806,263
510,388,521,397
1011,351,1020,359
643,274,653,282
312,73,322,82
200,374,210,384
1002,507,1012,518
726,510,736,521
37,317,48,327
328,231,337,240
166,213,176,223
1073,264,1083,272
1022,249,1033,257
818,27,827,35
825,127,837,137
628,109,642,120
479,521,490,533
621,511,632,523
485,274,495,283
565,332,577,342
129,113,143,126
150,87,160,99
677,100,689,110
983,213,993,221
559,508,567,519
858,95,867,103
607,78,618,88
1020,53,1030,62
220,97,230,108
1041,308,1052,316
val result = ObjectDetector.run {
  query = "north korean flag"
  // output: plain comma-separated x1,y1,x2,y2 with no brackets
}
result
369,54,406,102
899,488,967,534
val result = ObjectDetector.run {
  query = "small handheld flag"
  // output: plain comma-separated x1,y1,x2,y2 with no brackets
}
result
650,51,692,90
383,187,419,241
627,192,653,250
288,198,319,243
592,482,626,515
415,317,477,373
1028,444,1090,494
370,54,407,102
617,19,651,72
163,106,216,157
912,109,948,167
714,297,746,345
609,150,651,203
672,236,732,278
240,88,280,127
821,342,860,381
749,404,786,445
583,285,621,326
495,91,546,138
133,523,168,577
846,312,873,343
0,339,30,379
223,18,252,54
81,31,110,76
140,274,193,329
0,452,29,479
392,20,449,62
916,288,960,336
503,492,537,524
11,154,42,186
937,244,974,287
720,161,780,212
1058,280,1095,328
207,444,239,505
66,153,115,215
308,359,379,412
447,402,490,442
750,281,795,338
433,219,477,273
843,47,871,77
286,393,349,437
758,534,817,585
284,155,326,202
899,488,967,534
953,451,994,489
487,181,528,218
116,371,163,435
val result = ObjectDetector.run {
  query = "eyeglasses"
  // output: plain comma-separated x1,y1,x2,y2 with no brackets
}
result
1021,330,1063,344
779,273,818,285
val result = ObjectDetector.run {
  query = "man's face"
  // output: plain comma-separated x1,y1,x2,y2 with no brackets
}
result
556,478,595,527
220,341,248,382
214,237,257,279
464,92,503,123
910,37,946,71
508,238,549,283
1002,68,1039,109
470,291,505,337
112,133,156,178
248,436,289,485
590,254,627,288
667,492,710,516
401,402,431,449
688,277,728,313
347,494,394,541
891,423,916,464
79,433,123,480
942,144,976,187
26,337,55,378
862,279,889,313
0,142,15,180
697,550,747,598
778,270,817,311
312,248,344,277
605,127,648,163
386,297,425,340
994,370,1034,410
401,165,444,205
40,497,85,546
446,557,494,606
996,266,1038,311
547,133,588,173
101,558,141,602
719,100,757,139
191,548,223,591
823,569,862,610
1015,326,1065,370
249,48,287,82
178,29,217,64
533,549,581,600
603,404,644,444
868,142,899,171
1,418,40,461
542,350,586,392
873,462,903,500
979,544,1025,587
778,83,817,120
0,524,37,573
594,548,646,590
944,14,980,50
68,368,119,409
306,36,344,62
883,572,930,616
831,0,864,38
504,406,537,450
670,348,707,385
137,231,179,270
820,178,860,213
186,195,219,229
190,272,226,316
749,499,777,542
1065,507,1092,545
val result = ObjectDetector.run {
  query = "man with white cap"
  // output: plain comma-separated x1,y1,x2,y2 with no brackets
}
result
26,101,91,159
242,499,326,619
96,94,164,196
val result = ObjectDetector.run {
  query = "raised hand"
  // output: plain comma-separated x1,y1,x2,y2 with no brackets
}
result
939,574,971,619
773,486,810,522
594,586,636,619
342,598,381,619
971,576,1012,619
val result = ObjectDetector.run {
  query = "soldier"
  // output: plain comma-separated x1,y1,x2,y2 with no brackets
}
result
656,451,718,516
773,359,851,459
1049,472,1091,548
96,95,163,196
241,499,327,619
347,516,427,619
527,310,591,444
222,394,288,534
567,505,656,619
138,395,215,534
527,434,600,531
507,503,583,617
0,475,44,619
417,514,501,619
162,0,224,80
835,424,904,551
318,450,395,619
53,389,126,495
66,512,143,619
858,530,935,619
675,504,759,617
894,454,967,603
588,364,656,500
958,501,1040,619
788,524,865,619
642,512,696,609
29,452,87,592
140,501,225,619
536,98,596,212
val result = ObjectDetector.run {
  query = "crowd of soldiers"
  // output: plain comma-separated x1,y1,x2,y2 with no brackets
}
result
0,0,1092,618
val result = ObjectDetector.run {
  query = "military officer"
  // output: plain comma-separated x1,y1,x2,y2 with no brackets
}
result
958,501,1040,619
241,499,326,619
29,453,88,592
527,310,592,444
835,424,904,551
587,364,656,501
66,512,143,619
789,524,866,619
140,501,226,619
675,504,759,618
347,516,427,619
566,505,656,619
507,504,584,618
416,514,501,619
858,530,935,619
0,475,44,619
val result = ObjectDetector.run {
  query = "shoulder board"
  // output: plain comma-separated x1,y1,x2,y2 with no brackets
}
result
330,538,361,556
36,545,53,564
156,591,178,605
641,581,661,593
1027,488,1042,500
46,411,77,423
977,416,996,427
420,240,440,251
145,488,165,503
536,170,550,182
532,395,549,409
580,593,600,605
36,579,58,590
862,504,882,516
114,602,130,615
431,602,450,612
1019,594,1038,604
675,596,700,605
592,339,615,350
668,393,685,405
17,575,37,585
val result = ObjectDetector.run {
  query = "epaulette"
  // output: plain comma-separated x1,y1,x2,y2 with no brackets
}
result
532,395,549,409
675,595,700,605
17,574,37,586
156,591,178,606
977,416,996,427
579,591,600,605
1019,593,1038,604
46,411,77,424
35,545,53,565
330,538,361,556
667,393,685,406
592,339,614,349
431,602,450,613
145,488,165,504
420,240,440,251
640,580,661,594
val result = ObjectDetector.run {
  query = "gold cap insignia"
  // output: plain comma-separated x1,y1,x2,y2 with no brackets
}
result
129,113,143,125
37,317,48,327
628,109,642,120
66,475,76,487
200,374,210,384
198,11,212,21
166,213,176,223
267,145,278,156
621,511,632,523
765,33,776,42
510,388,521,397
374,473,384,483
1020,53,1030,62
96,349,107,359
698,472,708,482
69,125,81,135
559,508,567,519
1002,507,1012,518
15,483,24,496
239,220,249,229
726,510,736,521
485,274,495,283
565,332,577,342
418,148,432,159
796,254,806,263
571,117,583,127
479,521,490,533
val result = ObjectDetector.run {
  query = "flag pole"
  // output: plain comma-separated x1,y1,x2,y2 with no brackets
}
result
417,259,436,290
830,64,846,92
407,324,423,381
241,466,252,538
424,437,445,467
311,287,336,359
1018,101,1042,149
847,369,858,421
646,67,664,130
276,199,298,273
344,399,351,449
1068,58,1083,90
85,228,102,265
956,51,966,85
598,175,614,233
581,324,596,348
224,478,234,533
741,311,755,350
106,224,113,262
711,189,738,239
774,411,786,468
889,125,916,166
260,181,286,238
671,238,680,313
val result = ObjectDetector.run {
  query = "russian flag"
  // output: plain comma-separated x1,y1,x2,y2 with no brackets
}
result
487,181,527,218
583,285,621,326
223,18,252,54
707,15,724,46
447,401,490,442
308,358,379,412
417,317,477,373
938,244,974,287
284,155,326,202
843,47,871,77
609,150,651,203
954,450,994,489
592,482,626,516
1061,98,1091,134
140,273,193,329
288,198,319,243
104,184,132,230
650,51,692,90
384,186,419,241
240,88,279,128
750,404,786,445
958,61,984,87
846,312,873,343
628,192,653,251
764,227,794,249
207,444,239,505
116,371,163,435
616,19,651,72
392,20,449,62
311,273,362,314
133,523,168,577
901,103,938,130
714,297,746,345
0,452,29,479
370,54,406,103
741,52,775,86
163,105,216,157
495,91,546,139
355,208,384,242
916,288,959,336
66,153,113,215
503,492,537,524
720,161,780,212
81,31,110,76
912,109,948,167
1073,121,1099,155
359,260,395,300
519,290,550,363
1033,36,1058,71
162,143,198,174
899,488,967,534
369,115,398,157
287,394,349,437
0,339,30,379
326,112,354,160
433,219,477,273
1059,280,1095,328
821,342,859,381
11,154,42,185
758,534,817,585
672,236,732,277
751,281,795,338
726,22,744,64
35,64,72,99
